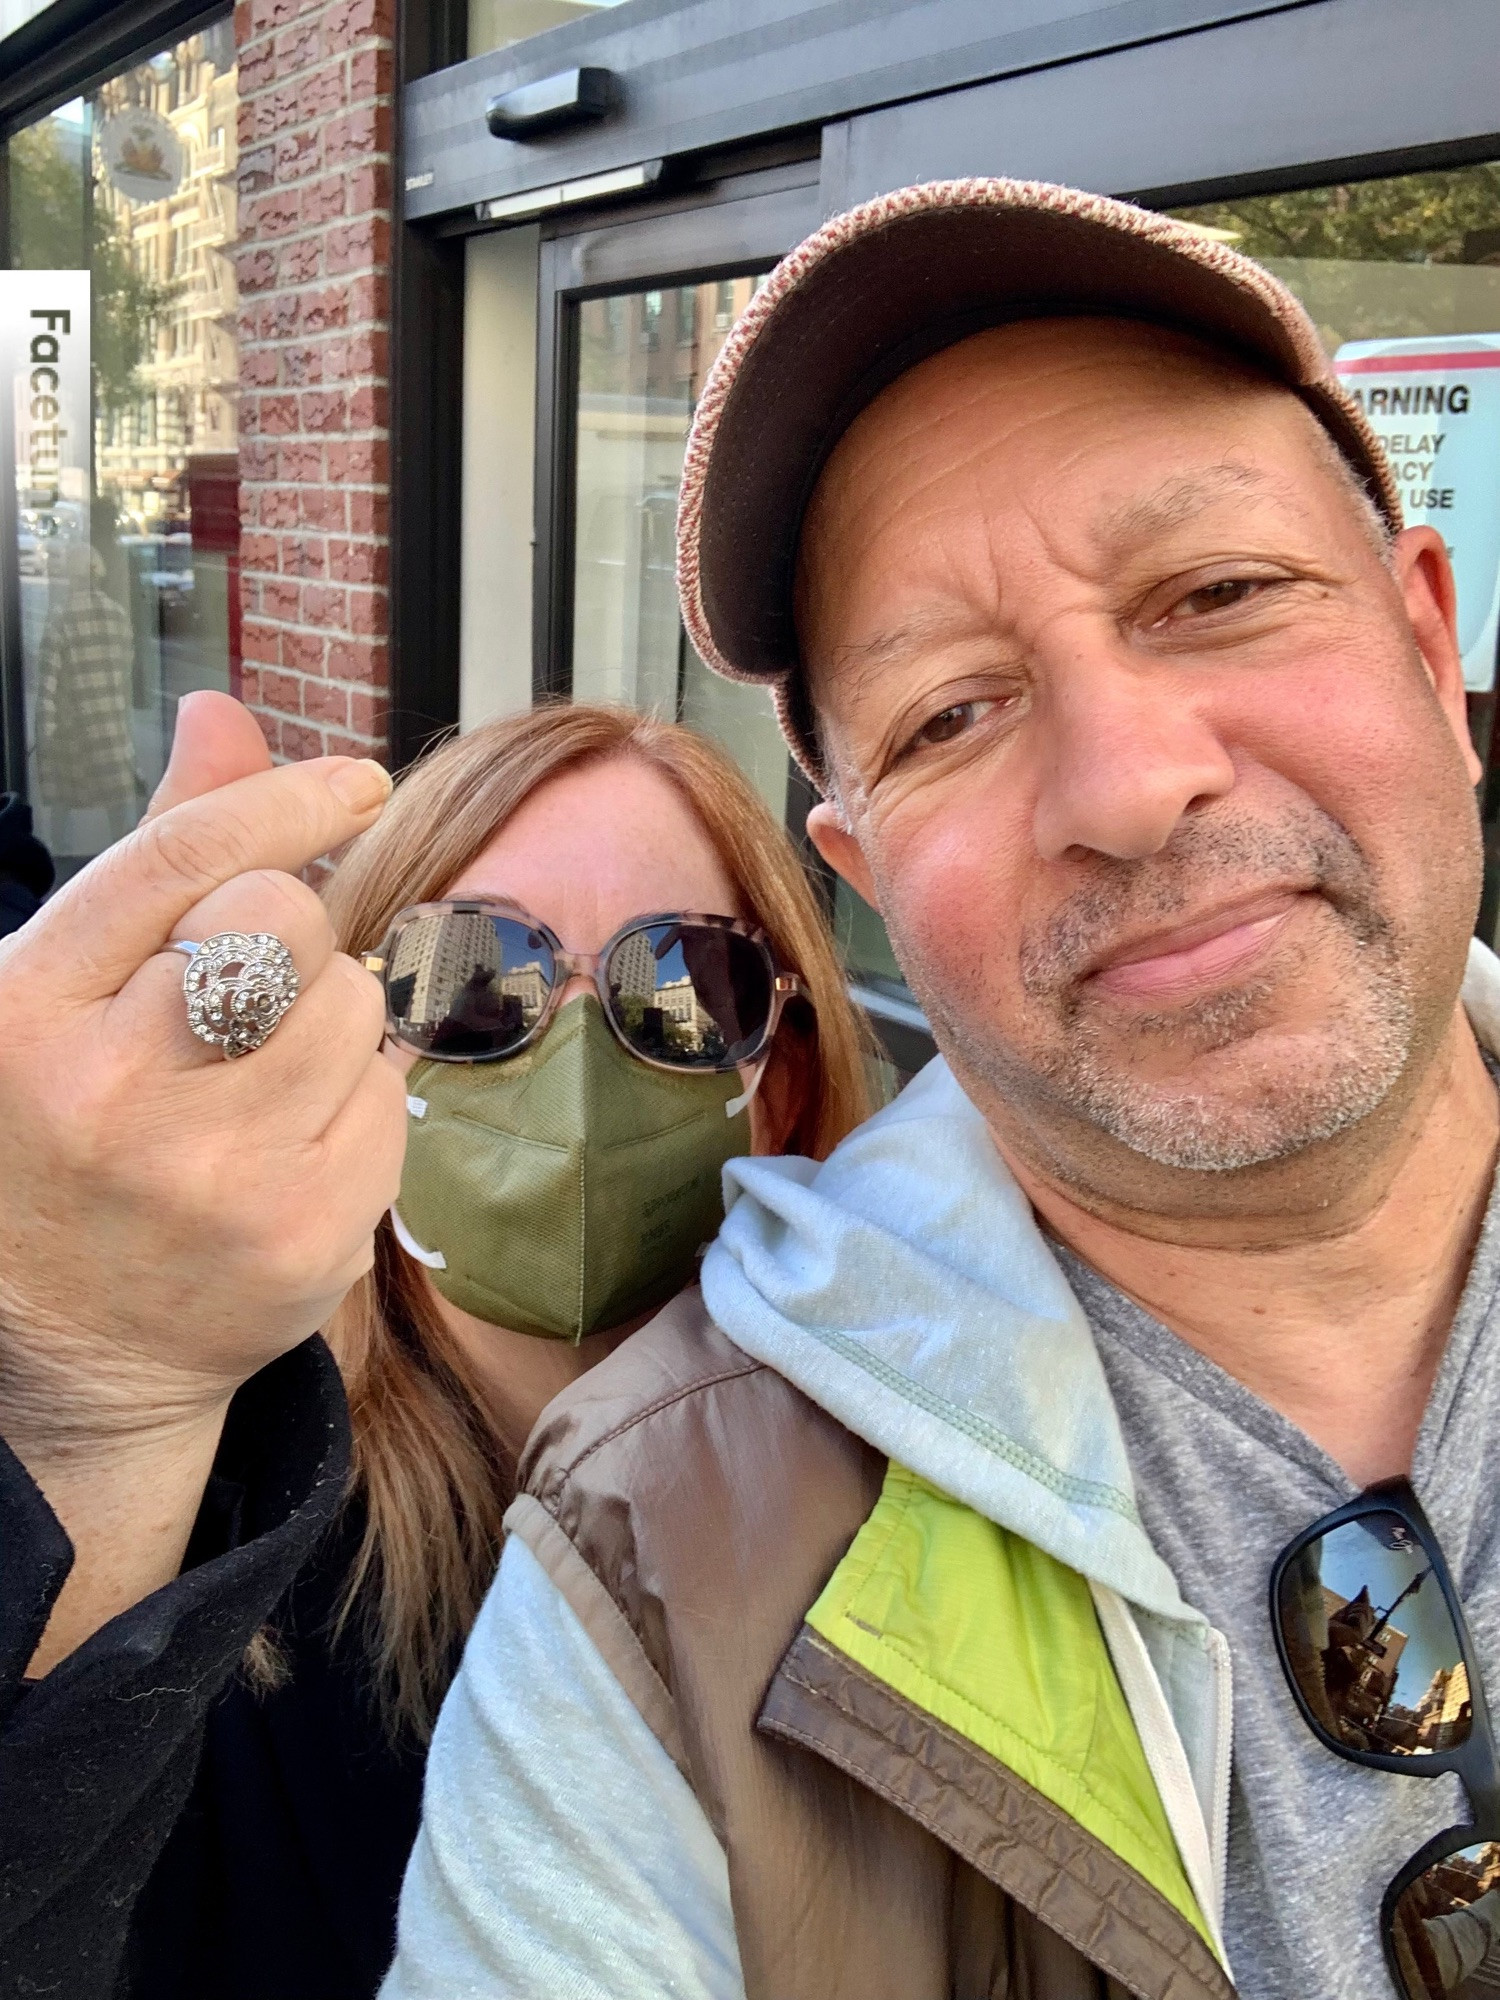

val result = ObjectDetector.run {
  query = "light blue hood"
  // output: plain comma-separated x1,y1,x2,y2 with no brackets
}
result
702,938,1500,1630
701,1052,1198,1625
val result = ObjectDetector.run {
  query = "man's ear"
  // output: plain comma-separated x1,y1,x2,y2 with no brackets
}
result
1394,525,1482,786
806,799,879,907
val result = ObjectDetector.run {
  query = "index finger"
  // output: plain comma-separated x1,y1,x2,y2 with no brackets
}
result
17,754,393,1001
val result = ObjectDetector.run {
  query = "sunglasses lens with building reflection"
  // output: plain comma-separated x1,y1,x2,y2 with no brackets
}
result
1276,1511,1471,1760
385,912,556,1058
1390,1844,1500,1999
603,922,774,1070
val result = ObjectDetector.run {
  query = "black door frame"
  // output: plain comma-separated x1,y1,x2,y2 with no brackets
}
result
388,0,468,769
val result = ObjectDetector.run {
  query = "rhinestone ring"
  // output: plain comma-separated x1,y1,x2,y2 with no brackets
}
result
176,932,300,1059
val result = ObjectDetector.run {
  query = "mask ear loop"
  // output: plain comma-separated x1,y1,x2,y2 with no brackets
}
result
724,1052,771,1120
389,1205,447,1270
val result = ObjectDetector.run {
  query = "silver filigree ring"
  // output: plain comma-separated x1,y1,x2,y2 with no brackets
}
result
177,932,300,1059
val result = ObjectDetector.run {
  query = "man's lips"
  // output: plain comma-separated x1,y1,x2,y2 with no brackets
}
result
1083,889,1313,1002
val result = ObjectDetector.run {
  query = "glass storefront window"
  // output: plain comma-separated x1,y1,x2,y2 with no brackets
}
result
3,20,239,873
567,268,922,1019
469,0,631,61
570,273,793,825
1170,162,1500,938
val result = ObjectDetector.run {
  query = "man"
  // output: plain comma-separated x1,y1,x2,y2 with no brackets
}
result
383,182,1498,2000
0,691,404,1993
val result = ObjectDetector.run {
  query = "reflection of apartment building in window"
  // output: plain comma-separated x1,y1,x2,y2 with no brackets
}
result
389,912,502,1024
93,25,239,535
578,275,761,411
610,929,659,999
1319,1582,1408,1730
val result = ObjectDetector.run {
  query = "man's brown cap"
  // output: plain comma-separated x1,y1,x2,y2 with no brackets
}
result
675,177,1402,787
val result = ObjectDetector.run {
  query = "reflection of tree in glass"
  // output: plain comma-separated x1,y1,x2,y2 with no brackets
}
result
1174,167,1500,348
1176,166,1500,266
9,118,180,416
428,966,524,1054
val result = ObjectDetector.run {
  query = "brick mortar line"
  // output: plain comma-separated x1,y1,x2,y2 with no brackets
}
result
245,674,389,691
243,602,390,613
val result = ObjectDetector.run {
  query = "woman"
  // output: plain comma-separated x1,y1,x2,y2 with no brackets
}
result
128,702,875,2000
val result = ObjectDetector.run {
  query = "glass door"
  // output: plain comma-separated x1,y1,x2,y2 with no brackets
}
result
568,271,792,823
538,168,938,1078
2,20,240,878
559,262,935,1075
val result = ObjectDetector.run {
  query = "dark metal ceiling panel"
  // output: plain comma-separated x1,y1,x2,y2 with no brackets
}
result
402,0,1316,221
823,0,1500,209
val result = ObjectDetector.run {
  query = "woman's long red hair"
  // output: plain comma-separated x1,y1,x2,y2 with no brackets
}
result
318,703,877,1736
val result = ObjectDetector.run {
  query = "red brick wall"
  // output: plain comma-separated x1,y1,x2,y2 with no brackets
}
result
232,0,396,765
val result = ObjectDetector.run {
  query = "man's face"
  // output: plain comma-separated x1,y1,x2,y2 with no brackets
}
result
799,319,1483,1217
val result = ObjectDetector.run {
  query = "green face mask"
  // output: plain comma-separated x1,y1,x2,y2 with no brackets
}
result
392,995,752,1342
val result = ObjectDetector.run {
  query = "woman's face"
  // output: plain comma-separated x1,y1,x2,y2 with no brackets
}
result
390,753,774,1409
384,753,771,1100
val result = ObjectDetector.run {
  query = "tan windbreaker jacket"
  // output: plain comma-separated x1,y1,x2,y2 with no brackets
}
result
509,1286,1235,2000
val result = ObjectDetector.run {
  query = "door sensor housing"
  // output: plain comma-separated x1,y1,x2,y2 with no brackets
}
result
486,67,614,140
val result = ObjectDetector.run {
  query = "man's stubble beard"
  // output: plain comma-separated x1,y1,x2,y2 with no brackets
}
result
885,804,1425,1175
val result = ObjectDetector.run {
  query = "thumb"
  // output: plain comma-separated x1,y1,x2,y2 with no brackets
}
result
145,691,273,820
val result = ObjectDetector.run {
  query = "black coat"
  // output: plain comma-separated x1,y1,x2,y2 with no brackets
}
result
0,792,54,938
0,1337,429,2000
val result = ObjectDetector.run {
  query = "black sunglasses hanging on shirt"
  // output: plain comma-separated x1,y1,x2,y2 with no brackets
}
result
1271,1480,1500,1999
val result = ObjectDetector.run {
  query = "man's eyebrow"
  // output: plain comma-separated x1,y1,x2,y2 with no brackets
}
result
1093,464,1279,556
819,609,987,693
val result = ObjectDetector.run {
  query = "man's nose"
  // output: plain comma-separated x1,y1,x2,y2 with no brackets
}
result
1031,649,1236,864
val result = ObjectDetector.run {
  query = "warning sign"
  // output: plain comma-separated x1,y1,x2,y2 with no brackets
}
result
1335,334,1500,692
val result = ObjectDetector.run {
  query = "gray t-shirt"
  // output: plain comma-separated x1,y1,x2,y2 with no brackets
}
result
1054,1171,1500,2000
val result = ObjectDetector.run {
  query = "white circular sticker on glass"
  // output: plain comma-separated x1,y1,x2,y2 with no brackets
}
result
99,110,184,204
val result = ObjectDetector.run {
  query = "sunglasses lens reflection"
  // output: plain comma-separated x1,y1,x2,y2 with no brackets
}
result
386,913,554,1057
1276,1512,1469,1758
1390,1844,1500,1998
605,923,774,1070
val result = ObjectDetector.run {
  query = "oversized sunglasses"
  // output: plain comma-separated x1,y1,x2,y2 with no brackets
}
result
364,902,804,1073
1271,1480,1500,1999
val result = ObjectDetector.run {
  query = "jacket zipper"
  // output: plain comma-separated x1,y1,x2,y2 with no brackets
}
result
1205,1624,1234,1915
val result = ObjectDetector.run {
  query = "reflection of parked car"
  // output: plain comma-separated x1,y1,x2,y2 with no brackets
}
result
17,503,85,577
121,533,197,630
144,570,195,609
